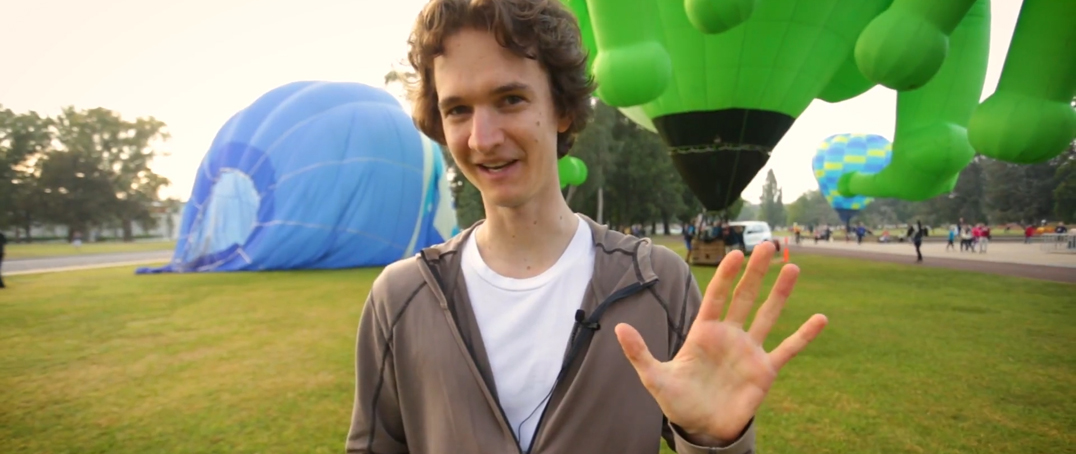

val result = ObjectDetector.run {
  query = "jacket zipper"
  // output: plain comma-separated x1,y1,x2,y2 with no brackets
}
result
524,279,657,453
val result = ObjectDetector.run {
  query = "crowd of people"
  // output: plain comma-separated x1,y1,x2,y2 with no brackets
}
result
784,217,1073,264
947,221,992,253
680,218,747,262
646,216,1067,267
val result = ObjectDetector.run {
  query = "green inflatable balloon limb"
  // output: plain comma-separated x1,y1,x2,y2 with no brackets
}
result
558,156,574,189
854,0,979,91
585,0,672,107
558,156,589,188
841,0,990,201
817,50,877,104
684,0,757,35
571,157,588,185
967,0,1076,164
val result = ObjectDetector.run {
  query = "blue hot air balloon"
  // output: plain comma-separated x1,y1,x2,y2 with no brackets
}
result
137,81,459,273
812,133,893,224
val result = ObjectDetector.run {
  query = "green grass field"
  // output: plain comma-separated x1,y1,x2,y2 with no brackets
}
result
4,240,177,260
1,253,1072,453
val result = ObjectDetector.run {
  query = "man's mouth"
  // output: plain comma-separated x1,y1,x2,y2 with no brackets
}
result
479,160,518,173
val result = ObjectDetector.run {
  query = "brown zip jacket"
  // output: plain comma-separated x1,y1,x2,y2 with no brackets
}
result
346,214,756,453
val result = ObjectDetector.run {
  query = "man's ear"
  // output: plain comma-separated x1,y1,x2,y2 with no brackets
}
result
557,115,572,133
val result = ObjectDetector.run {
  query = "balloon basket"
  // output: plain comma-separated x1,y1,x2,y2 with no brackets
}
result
689,239,727,267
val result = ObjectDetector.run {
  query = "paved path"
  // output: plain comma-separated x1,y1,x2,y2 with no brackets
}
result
4,250,173,276
6,238,1072,285
789,239,1076,284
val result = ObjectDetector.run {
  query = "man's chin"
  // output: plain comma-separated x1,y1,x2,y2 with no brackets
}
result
480,183,563,211
480,189,531,210
484,195,526,210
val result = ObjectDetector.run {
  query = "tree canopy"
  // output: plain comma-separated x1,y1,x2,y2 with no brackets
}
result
1,104,173,241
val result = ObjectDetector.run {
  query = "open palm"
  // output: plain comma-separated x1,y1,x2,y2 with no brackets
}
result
615,241,828,443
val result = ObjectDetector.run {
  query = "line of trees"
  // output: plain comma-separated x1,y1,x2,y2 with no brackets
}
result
0,104,176,242
778,143,1076,229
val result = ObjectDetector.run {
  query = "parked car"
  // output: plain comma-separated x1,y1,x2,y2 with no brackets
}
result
730,221,774,253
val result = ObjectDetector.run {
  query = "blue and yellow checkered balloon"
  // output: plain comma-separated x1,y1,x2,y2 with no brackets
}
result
812,133,892,222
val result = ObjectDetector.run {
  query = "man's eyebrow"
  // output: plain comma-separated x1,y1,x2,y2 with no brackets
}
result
491,82,531,95
438,82,533,111
438,95,463,112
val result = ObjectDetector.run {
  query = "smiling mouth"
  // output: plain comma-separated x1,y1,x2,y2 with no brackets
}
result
479,160,518,173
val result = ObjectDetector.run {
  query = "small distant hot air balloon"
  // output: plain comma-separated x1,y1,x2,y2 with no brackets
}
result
812,133,892,225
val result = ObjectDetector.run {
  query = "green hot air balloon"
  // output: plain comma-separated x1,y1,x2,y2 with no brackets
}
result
563,0,1075,207
565,0,897,210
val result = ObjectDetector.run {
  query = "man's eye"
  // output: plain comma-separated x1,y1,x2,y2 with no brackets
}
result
445,106,469,117
504,95,524,105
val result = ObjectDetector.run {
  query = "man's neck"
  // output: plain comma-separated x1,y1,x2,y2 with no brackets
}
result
475,190,580,279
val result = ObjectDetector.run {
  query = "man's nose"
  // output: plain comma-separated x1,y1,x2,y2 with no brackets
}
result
468,107,504,153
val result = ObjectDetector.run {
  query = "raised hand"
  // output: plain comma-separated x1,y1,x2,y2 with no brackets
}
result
614,241,828,443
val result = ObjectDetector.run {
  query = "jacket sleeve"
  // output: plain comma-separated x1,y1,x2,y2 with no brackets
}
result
663,255,757,454
345,291,409,453
668,420,756,454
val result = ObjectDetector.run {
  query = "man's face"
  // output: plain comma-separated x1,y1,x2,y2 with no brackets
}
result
432,27,571,209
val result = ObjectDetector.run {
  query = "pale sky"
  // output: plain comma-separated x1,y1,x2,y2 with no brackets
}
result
1,0,1020,204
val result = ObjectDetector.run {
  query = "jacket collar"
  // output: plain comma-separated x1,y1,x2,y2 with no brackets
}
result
418,213,659,301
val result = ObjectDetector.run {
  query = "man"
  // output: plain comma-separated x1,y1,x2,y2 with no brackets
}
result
345,1,828,453
979,224,990,253
682,222,695,263
0,231,6,288
909,220,925,262
723,222,745,253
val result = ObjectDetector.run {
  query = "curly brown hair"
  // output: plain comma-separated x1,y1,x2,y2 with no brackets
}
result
404,0,595,158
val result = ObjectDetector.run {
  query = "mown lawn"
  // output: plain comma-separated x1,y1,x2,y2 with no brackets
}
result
5,240,177,259
1,253,1072,454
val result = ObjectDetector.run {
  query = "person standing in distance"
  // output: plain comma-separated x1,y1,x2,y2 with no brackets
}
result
0,231,7,288
909,220,926,262
345,1,829,452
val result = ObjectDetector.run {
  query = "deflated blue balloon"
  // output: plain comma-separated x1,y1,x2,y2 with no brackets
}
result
812,133,892,223
138,81,458,273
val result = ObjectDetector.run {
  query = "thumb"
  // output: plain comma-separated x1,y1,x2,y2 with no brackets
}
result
615,323,661,387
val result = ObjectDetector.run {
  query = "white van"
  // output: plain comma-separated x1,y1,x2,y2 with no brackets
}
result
729,221,774,253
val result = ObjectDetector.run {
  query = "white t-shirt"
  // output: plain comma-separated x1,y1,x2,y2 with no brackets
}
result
461,215,595,451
